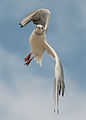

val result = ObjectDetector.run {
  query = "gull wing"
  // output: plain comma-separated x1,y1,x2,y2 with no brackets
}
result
42,40,65,113
19,9,50,32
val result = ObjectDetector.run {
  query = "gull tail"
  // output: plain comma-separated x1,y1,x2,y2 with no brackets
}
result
36,56,42,67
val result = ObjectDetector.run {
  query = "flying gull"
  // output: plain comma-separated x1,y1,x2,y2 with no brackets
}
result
19,8,65,113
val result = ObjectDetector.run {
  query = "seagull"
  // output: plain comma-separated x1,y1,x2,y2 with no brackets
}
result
19,8,65,113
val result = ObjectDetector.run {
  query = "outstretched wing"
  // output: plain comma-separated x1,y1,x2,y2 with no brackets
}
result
42,40,65,113
19,9,50,32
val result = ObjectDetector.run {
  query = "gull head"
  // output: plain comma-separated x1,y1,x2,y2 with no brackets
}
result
35,24,44,35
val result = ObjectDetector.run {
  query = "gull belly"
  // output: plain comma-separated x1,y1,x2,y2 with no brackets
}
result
29,30,46,66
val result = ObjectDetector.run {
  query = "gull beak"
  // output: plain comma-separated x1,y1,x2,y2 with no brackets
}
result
37,26,40,30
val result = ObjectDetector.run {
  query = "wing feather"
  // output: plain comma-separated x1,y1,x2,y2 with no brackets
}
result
19,9,50,31
42,40,65,113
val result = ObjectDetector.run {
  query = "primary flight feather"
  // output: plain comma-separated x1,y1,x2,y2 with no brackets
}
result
19,8,65,113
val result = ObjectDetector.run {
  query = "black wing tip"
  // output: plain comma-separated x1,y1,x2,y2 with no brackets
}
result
57,110,59,114
59,90,61,95
54,109,59,114
59,89,64,96
62,93,64,97
19,22,24,28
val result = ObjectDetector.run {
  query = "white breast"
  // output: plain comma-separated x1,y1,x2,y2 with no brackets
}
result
29,30,46,66
29,30,46,56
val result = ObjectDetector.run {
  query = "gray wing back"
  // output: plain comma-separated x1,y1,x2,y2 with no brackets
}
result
19,9,50,31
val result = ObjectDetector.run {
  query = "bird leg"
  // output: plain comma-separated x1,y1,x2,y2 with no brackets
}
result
24,56,35,66
24,52,32,62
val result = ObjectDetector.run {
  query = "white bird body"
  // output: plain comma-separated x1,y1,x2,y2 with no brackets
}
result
19,8,65,113
29,28,46,66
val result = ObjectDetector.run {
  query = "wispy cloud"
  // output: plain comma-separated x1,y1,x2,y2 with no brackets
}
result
0,46,86,120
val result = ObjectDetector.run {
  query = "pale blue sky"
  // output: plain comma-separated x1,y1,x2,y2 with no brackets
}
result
0,0,86,119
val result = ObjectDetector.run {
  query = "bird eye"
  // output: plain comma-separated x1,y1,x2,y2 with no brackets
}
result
42,27,43,29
